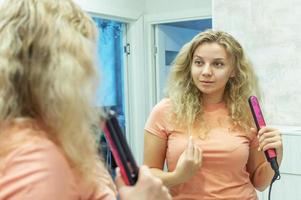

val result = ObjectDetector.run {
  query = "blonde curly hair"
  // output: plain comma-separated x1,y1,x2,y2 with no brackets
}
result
166,30,260,133
0,0,115,192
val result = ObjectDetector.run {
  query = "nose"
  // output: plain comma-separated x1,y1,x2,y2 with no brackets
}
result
201,63,212,77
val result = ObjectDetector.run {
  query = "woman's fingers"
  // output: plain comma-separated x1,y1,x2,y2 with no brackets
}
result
187,136,194,157
195,146,202,166
261,141,282,152
258,126,277,136
193,145,199,163
187,136,203,165
257,127,282,151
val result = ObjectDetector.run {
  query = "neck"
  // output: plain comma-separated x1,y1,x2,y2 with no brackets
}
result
203,95,224,105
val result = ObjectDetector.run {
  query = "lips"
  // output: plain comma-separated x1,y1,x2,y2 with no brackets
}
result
200,80,214,83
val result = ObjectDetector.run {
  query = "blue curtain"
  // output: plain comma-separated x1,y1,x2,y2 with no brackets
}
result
93,17,125,130
93,17,126,176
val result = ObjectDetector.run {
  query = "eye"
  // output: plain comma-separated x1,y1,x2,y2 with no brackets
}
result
213,62,224,68
194,59,204,66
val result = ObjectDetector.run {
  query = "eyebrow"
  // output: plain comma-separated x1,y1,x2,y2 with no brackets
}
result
193,55,226,61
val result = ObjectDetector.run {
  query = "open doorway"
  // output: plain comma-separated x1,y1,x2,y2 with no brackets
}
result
154,18,212,101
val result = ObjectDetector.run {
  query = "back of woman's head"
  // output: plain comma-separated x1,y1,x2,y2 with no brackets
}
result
0,0,115,191
0,0,97,121
166,29,259,130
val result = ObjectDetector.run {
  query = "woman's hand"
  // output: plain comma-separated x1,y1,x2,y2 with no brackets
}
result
257,127,283,153
173,136,203,183
116,165,172,200
248,127,283,190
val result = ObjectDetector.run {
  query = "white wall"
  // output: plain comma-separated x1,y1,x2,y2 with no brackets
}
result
144,0,211,15
144,0,211,23
213,0,301,127
74,0,144,20
0,0,143,21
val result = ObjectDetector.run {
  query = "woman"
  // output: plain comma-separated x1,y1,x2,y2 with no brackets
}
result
144,30,283,199
0,0,171,199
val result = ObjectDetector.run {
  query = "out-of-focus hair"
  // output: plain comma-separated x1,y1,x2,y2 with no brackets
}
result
0,0,115,192
166,29,260,134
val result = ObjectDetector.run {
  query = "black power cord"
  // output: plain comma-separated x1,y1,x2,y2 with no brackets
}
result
267,158,281,200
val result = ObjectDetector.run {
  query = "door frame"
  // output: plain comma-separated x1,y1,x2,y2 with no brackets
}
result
144,9,212,108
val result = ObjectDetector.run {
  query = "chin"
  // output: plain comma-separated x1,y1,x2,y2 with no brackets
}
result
198,88,214,94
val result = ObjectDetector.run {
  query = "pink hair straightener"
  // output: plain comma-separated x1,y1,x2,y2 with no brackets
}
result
248,96,281,200
248,96,279,172
101,110,139,185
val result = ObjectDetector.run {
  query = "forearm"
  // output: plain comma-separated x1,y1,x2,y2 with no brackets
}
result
252,147,283,191
149,168,184,188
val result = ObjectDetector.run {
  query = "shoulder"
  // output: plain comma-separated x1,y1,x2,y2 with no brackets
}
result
147,98,174,123
152,98,173,113
0,129,77,199
2,129,69,171
145,98,175,138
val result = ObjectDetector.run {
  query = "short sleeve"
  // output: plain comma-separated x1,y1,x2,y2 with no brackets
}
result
0,138,76,200
144,98,171,140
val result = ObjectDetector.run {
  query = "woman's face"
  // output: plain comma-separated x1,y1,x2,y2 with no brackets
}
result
191,42,235,104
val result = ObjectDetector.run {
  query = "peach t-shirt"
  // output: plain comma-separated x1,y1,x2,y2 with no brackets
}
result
145,98,259,200
0,121,115,200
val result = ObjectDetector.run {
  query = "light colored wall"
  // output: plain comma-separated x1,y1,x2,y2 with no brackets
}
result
144,0,211,15
74,0,144,20
213,0,301,126
0,0,143,20
144,0,212,24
